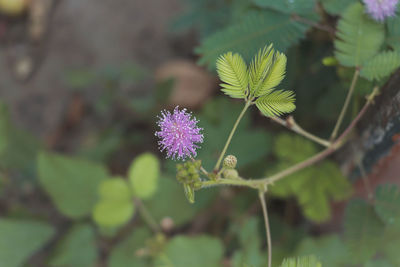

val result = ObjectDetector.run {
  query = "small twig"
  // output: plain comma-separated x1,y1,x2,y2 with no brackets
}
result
258,190,272,267
292,14,335,34
331,69,360,141
134,198,162,233
270,116,331,147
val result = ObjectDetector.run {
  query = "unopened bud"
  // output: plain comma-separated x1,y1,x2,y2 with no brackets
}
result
223,155,237,169
222,169,239,179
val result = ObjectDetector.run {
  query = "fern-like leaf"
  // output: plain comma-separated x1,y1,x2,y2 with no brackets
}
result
374,184,400,226
249,44,274,97
387,16,400,52
360,51,400,81
255,90,295,117
216,52,249,99
334,3,384,67
257,51,287,97
197,10,309,69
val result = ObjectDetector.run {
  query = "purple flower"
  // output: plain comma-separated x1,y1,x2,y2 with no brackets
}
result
363,0,398,21
155,106,203,160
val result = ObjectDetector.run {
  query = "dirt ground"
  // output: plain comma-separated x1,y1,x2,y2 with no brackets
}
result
0,0,191,139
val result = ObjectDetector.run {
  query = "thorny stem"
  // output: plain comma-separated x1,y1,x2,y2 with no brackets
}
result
270,116,331,147
200,87,379,189
214,101,251,171
135,198,162,233
330,69,360,141
258,190,272,267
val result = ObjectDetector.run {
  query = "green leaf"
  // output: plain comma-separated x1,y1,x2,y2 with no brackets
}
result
374,184,400,226
334,3,384,67
255,90,295,117
270,134,352,222
365,259,395,267
360,51,400,81
280,255,322,267
38,152,110,219
155,235,224,267
320,0,356,15
197,10,309,69
296,234,349,267
344,199,384,264
249,44,274,96
0,218,55,267
381,225,400,265
128,153,160,200
387,16,400,52
92,178,134,227
109,227,151,267
216,52,249,99
253,0,316,15
50,224,97,267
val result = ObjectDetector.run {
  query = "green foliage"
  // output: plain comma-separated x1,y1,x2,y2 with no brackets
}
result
232,217,266,267
129,153,160,200
343,199,384,264
320,0,356,15
38,152,110,219
381,225,400,265
280,255,322,267
109,227,151,267
155,235,224,267
253,0,316,15
255,90,296,117
374,184,400,226
387,16,400,52
197,10,309,69
334,3,384,67
0,218,54,267
216,52,249,99
296,235,349,267
360,51,400,81
196,98,272,170
50,224,97,267
93,177,134,227
270,134,352,222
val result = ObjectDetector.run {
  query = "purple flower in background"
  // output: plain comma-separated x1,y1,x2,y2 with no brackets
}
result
363,0,398,21
155,106,203,160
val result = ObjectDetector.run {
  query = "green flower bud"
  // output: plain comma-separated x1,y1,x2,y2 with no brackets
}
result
223,169,239,179
223,155,237,169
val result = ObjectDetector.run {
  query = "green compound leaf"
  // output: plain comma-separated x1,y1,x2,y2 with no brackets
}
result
216,52,249,99
128,153,160,200
344,199,384,264
320,0,356,15
387,16,400,52
270,134,352,222
0,218,55,267
50,224,97,267
109,227,152,267
93,177,134,228
280,255,322,267
253,0,316,15
381,225,400,265
197,10,309,69
296,234,350,267
334,3,384,67
155,235,224,267
255,90,295,117
360,51,400,81
38,152,109,219
374,184,400,226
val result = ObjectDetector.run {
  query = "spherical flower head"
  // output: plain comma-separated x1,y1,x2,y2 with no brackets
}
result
155,106,203,160
363,0,398,21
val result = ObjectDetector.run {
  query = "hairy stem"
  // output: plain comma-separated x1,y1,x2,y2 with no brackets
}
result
330,69,360,141
135,198,162,233
259,190,272,267
270,116,331,147
214,101,251,171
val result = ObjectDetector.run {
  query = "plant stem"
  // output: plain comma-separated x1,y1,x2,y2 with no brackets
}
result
135,198,162,233
292,14,335,34
330,69,360,141
270,116,331,147
258,190,272,267
214,101,251,171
